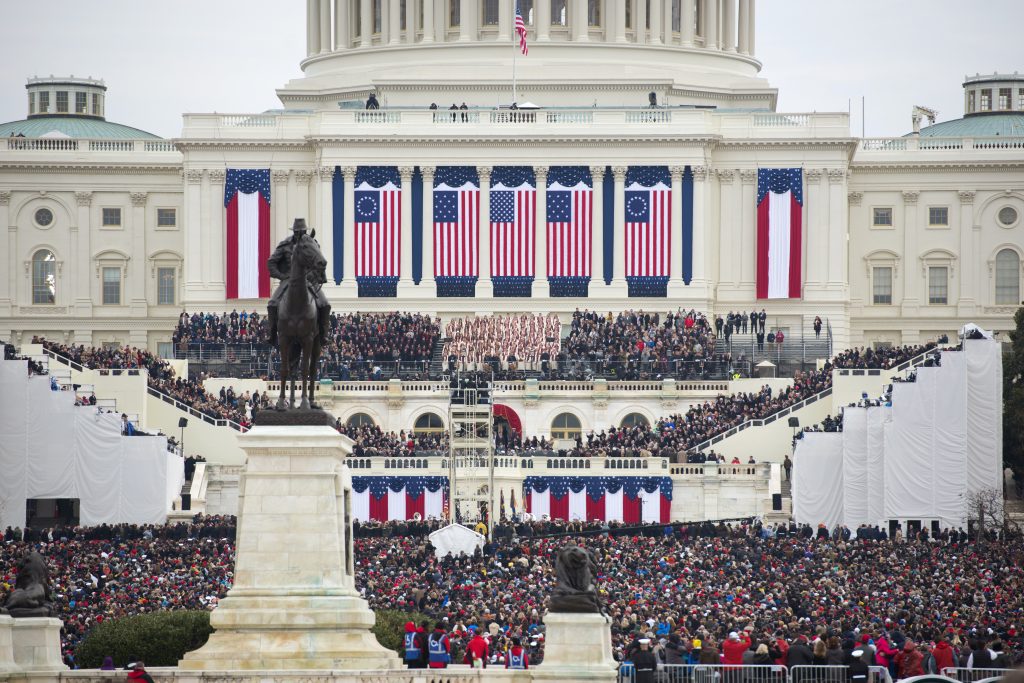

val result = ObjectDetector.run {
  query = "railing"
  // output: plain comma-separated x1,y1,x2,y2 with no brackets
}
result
619,665,893,683
625,110,672,123
941,668,1012,683
2,137,180,153
858,136,1024,152
146,386,248,433
355,111,401,124
220,114,277,127
755,113,810,127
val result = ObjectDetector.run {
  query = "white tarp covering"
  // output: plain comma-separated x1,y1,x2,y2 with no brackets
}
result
428,523,486,558
933,351,967,527
841,408,869,528
792,432,844,529
965,340,1003,496
0,358,183,529
884,369,938,520
865,406,889,526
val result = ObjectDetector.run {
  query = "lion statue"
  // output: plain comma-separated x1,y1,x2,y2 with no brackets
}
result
3,550,55,617
549,545,601,613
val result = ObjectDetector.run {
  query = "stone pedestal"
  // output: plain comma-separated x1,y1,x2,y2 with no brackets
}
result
0,615,16,674
534,612,616,681
179,426,400,671
10,617,67,672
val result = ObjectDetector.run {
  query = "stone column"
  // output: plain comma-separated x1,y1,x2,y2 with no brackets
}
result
681,0,695,45
573,0,589,40
334,0,350,49
422,167,436,287
478,166,492,295
342,167,357,293
737,0,749,53
537,0,552,40
398,166,415,292
389,0,402,44
317,166,334,286
691,166,708,289
406,0,417,42
208,170,227,293
320,0,332,52
663,0,673,45
535,166,549,297
360,0,373,46
901,190,919,314
73,192,93,314
611,166,627,288
0,614,14,675
738,169,757,291
0,193,8,314
272,170,291,245
957,191,976,314
669,166,684,294
747,0,755,54
129,192,149,312
702,0,716,48
460,0,474,40
422,0,435,41
827,169,848,294
715,169,738,289
722,0,736,51
499,0,512,41
802,169,824,290
635,0,647,43
589,166,605,287
183,169,204,301
649,0,662,44
307,0,321,55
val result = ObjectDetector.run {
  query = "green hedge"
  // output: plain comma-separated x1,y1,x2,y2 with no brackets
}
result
372,609,433,655
75,610,213,668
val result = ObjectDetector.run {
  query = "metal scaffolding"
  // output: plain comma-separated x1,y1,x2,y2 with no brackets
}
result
446,374,494,539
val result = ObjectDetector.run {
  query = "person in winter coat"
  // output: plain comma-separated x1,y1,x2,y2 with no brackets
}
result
631,639,658,683
774,632,790,667
895,641,925,680
505,637,529,669
723,631,752,666
826,637,846,666
127,662,155,683
787,636,814,667
403,621,422,668
427,624,451,668
464,631,489,668
812,639,828,664
664,634,687,666
931,637,956,675
874,634,899,673
848,650,870,683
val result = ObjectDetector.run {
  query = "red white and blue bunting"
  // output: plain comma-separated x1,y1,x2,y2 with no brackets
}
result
351,476,449,522
523,476,672,523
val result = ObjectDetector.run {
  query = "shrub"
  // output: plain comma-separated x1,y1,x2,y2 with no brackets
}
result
75,610,212,668
372,609,432,655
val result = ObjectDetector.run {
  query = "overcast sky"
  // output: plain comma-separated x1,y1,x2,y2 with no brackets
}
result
1,0,1020,139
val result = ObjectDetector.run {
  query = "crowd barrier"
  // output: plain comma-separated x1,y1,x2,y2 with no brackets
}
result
941,669,1012,683
617,664,897,683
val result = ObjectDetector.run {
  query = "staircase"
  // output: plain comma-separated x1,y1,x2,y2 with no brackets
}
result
430,337,447,379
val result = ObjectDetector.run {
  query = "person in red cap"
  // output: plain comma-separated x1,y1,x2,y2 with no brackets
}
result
127,662,154,683
403,621,424,668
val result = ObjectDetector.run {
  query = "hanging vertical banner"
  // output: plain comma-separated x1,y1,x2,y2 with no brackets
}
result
412,166,423,285
490,166,535,297
681,165,694,285
756,168,803,299
224,169,271,300
625,166,671,297
433,166,479,297
332,166,344,285
354,166,401,297
522,477,672,523
547,166,592,297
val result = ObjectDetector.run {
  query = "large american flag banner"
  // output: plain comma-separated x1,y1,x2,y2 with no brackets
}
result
547,166,593,277
490,166,535,277
756,168,803,299
523,476,672,524
224,169,271,300
351,476,448,522
625,166,672,277
433,167,479,277
354,166,401,277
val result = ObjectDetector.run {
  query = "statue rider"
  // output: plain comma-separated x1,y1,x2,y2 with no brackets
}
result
267,218,331,347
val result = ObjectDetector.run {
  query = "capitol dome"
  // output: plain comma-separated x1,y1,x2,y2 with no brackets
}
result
0,76,160,139
914,72,1024,137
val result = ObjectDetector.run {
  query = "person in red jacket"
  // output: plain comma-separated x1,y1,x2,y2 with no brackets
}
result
506,637,529,669
874,633,899,674
127,662,154,683
465,631,489,668
931,636,956,675
895,641,925,679
774,632,790,667
723,631,751,666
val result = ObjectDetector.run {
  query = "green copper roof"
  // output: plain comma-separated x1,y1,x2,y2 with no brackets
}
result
917,113,1024,137
0,116,160,139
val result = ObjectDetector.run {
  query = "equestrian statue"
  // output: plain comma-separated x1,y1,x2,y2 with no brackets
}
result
266,218,331,411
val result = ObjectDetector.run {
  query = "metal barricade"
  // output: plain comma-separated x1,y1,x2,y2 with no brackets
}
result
789,666,849,683
941,668,1012,683
868,665,893,683
660,664,787,683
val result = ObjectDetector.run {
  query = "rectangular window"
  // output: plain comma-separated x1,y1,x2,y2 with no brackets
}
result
157,267,176,305
39,91,49,113
967,91,976,113
449,0,460,27
1019,88,1024,110
32,260,56,305
28,92,35,115
400,0,407,29
56,91,68,113
482,0,499,25
102,267,121,305
157,342,174,359
102,207,122,227
354,0,361,37
75,92,87,114
588,0,601,25
999,87,1012,110
928,206,948,226
872,207,893,227
872,267,893,305
980,89,991,111
551,0,567,25
626,0,632,28
521,0,534,24
157,208,177,227
373,0,382,32
91,93,100,116
928,266,948,305
672,0,681,31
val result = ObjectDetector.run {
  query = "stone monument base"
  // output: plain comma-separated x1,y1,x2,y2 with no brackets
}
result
533,612,616,681
0,615,16,674
10,617,67,673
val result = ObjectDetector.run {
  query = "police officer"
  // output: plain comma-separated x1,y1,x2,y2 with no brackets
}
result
427,623,451,669
266,218,331,347
505,637,529,669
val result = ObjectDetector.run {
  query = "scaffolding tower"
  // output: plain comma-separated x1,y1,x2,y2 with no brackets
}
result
447,373,494,539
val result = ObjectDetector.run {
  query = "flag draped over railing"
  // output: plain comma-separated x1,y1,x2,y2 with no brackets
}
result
434,166,480,297
547,166,593,297
490,166,535,297
756,168,803,299
224,169,271,300
625,166,671,297
523,476,672,523
355,166,401,297
351,476,449,522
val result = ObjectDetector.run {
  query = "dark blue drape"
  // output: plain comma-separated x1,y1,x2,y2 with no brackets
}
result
602,166,613,285
332,166,344,284
412,166,423,284
682,165,694,285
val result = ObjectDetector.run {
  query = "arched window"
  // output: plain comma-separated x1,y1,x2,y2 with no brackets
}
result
31,250,56,304
996,249,1021,305
550,412,581,440
414,412,445,433
346,412,375,428
620,412,650,429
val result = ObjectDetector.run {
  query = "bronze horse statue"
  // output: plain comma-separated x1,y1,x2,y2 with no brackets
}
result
275,231,328,411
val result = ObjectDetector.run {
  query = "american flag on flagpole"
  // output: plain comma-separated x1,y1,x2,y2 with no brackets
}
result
515,1,529,55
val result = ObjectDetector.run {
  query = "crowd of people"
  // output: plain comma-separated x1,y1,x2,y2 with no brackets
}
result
5,516,1021,674
443,313,561,367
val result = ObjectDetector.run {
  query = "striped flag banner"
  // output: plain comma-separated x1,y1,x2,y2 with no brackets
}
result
523,476,672,524
224,169,271,300
354,166,401,278
433,166,480,279
756,168,803,299
351,476,449,522
547,171,593,278
490,166,535,278
624,167,672,278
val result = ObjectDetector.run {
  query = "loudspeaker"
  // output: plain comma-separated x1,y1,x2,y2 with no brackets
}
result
787,417,799,428
178,417,188,428
772,493,782,511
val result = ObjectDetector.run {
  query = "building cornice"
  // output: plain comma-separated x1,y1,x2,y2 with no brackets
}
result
850,161,1024,173
717,139,859,151
0,163,182,175
306,134,722,147
173,140,312,151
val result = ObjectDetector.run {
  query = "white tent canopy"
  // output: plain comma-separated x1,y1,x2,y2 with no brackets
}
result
428,523,485,558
